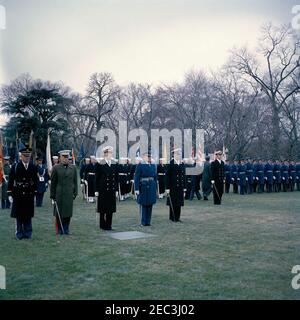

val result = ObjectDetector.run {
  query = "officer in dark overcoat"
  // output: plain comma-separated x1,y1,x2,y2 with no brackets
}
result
166,148,186,222
210,150,225,205
95,146,119,230
7,146,38,240
273,160,282,192
134,150,157,226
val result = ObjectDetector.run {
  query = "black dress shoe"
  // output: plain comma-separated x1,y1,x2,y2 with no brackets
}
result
145,224,151,226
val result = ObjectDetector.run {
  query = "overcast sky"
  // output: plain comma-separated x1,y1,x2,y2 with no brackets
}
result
0,0,297,101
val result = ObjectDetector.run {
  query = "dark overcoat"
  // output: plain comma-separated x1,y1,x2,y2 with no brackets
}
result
8,162,38,222
95,159,119,214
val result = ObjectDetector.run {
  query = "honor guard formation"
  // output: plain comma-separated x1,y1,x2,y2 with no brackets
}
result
1,145,299,240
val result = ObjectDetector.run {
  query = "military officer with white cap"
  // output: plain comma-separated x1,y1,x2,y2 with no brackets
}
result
7,146,38,240
165,148,186,222
210,150,225,205
50,150,78,235
134,150,157,226
52,155,59,166
95,146,119,230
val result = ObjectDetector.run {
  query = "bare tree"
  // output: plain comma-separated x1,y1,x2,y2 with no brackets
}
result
230,23,300,158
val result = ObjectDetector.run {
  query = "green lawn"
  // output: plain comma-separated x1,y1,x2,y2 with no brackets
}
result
0,191,300,300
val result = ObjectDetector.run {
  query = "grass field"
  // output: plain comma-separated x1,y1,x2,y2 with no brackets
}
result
0,191,300,300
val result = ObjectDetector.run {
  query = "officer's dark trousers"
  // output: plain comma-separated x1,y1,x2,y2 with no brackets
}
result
233,183,238,193
169,206,181,222
1,199,10,209
282,183,288,192
16,218,32,239
140,205,152,226
247,183,253,194
225,182,230,193
213,183,223,205
100,212,113,230
297,182,300,191
189,187,202,200
202,186,211,198
253,181,257,193
290,182,295,192
36,193,44,207
267,184,272,193
240,185,245,195
258,184,264,193
56,217,71,234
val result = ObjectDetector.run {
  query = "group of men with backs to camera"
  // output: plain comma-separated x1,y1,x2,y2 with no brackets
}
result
3,142,299,241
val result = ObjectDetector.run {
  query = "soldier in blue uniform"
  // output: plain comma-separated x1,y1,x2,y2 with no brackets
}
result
256,159,265,193
134,150,157,226
273,160,282,192
281,160,289,192
224,160,231,193
7,146,38,240
36,156,49,207
237,160,247,195
296,160,300,191
166,148,186,221
289,160,297,192
230,160,238,193
246,158,254,194
264,159,274,193
211,151,225,205
252,159,258,193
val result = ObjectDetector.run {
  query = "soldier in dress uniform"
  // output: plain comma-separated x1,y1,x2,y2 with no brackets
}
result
224,160,231,193
7,146,38,240
36,156,49,207
52,155,59,166
50,150,78,235
85,156,97,203
202,155,212,200
134,150,157,226
252,159,258,193
237,159,247,195
230,160,239,193
256,159,265,193
80,158,89,200
246,158,254,194
281,160,290,192
124,158,132,199
95,146,119,231
157,158,166,199
289,160,297,192
210,150,225,205
166,148,186,222
1,156,11,210
296,160,300,191
273,160,282,192
118,157,128,201
264,159,274,193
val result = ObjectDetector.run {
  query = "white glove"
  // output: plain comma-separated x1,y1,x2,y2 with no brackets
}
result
282,177,285,180
135,190,140,196
51,199,55,205
256,177,259,180
211,180,215,184
9,196,13,203
48,180,51,185
116,191,119,197
166,189,170,194
95,192,99,197
265,177,267,180
231,178,234,181
273,176,276,179
237,178,240,181
246,178,248,181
